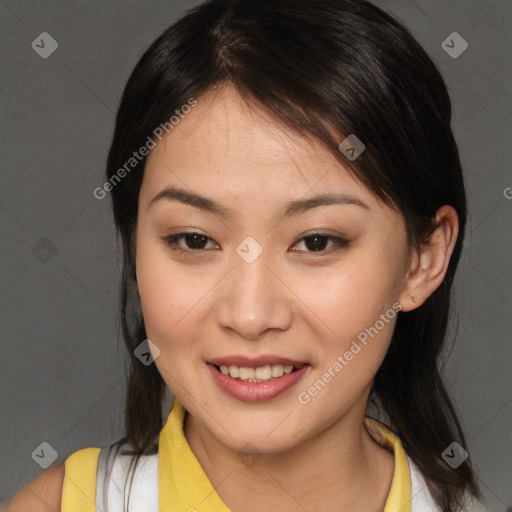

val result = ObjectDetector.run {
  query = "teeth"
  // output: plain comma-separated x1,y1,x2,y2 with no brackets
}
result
255,365,271,380
218,364,299,382
239,367,254,380
271,364,284,377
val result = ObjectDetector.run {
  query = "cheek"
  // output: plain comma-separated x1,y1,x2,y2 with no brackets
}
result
295,271,398,411
296,256,399,341
293,252,401,400
136,237,205,344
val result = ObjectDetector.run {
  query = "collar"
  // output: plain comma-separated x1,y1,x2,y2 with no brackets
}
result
159,398,412,512
363,416,412,512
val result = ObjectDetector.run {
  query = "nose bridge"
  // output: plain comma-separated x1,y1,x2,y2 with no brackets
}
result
233,234,277,303
242,240,272,278
217,235,290,338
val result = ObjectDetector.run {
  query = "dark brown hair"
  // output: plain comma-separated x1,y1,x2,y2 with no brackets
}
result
104,0,480,510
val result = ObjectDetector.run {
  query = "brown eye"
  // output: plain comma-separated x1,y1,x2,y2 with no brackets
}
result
164,232,217,251
292,233,350,253
162,231,350,256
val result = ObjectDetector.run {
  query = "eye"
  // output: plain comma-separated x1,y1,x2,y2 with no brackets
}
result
163,231,218,252
291,232,351,254
163,231,350,255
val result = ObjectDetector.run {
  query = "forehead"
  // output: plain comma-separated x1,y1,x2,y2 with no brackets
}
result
141,85,374,209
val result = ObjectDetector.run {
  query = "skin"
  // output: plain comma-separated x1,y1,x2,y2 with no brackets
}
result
135,84,459,512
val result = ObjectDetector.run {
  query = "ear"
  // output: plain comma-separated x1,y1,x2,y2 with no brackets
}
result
398,205,459,312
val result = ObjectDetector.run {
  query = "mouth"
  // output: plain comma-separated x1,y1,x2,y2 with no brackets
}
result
207,359,311,402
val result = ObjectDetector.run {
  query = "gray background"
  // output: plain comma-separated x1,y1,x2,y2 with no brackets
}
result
0,0,510,509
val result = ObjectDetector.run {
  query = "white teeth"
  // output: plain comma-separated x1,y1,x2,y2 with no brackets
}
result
218,363,300,382
255,365,272,380
271,364,284,377
239,367,255,380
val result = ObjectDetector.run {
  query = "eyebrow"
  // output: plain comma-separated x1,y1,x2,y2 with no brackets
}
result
148,185,369,219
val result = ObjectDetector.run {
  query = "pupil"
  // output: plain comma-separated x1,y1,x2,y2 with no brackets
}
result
186,233,207,249
305,234,327,251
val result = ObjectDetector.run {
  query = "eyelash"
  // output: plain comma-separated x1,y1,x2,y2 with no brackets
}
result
162,231,351,256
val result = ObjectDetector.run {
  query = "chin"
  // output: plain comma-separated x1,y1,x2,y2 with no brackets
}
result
205,409,305,449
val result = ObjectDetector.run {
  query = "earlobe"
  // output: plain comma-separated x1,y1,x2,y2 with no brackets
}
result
399,205,459,312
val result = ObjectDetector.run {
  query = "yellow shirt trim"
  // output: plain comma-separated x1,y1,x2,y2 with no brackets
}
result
159,398,412,512
61,447,99,512
159,399,231,511
364,416,412,512
60,400,412,512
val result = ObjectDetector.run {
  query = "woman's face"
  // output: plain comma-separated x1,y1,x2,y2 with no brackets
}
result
135,85,413,453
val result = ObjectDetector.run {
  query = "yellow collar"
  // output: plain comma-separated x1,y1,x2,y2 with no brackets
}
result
159,398,411,512
363,416,412,512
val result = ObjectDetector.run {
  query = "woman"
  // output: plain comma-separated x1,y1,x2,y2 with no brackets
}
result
7,0,485,510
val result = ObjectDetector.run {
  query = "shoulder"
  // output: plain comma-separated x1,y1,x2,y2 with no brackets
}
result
5,462,65,512
6,446,101,512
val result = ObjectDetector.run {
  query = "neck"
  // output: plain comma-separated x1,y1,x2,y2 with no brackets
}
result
183,397,394,512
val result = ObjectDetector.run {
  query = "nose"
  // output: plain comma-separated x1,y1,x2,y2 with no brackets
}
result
215,242,293,340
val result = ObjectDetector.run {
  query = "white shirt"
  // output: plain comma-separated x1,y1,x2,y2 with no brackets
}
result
95,443,484,511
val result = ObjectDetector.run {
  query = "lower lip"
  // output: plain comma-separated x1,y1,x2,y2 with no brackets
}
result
207,363,310,402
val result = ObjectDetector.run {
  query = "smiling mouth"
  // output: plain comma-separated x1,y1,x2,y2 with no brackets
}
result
212,363,305,383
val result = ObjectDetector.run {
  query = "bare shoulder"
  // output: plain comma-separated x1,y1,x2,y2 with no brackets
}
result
5,462,65,512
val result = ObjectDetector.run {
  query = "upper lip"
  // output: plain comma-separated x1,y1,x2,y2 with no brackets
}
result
208,355,308,368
